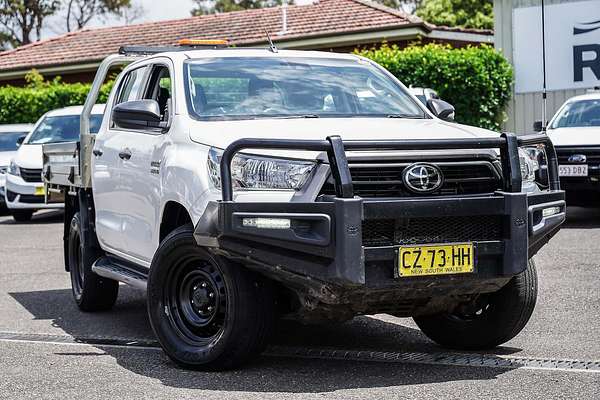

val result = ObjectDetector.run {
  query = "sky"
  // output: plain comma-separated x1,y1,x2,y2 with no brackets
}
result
43,0,314,39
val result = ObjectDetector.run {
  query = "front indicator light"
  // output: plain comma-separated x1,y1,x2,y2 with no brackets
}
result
242,217,291,230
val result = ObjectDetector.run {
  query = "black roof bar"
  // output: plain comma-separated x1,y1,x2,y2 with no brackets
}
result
118,44,227,56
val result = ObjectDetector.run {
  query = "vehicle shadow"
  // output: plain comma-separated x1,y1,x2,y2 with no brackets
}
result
563,206,600,229
8,287,518,392
0,210,64,225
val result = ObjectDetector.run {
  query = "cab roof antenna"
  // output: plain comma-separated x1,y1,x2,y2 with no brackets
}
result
265,30,278,53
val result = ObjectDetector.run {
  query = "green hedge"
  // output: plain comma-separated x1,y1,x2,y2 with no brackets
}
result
0,71,114,124
356,43,513,131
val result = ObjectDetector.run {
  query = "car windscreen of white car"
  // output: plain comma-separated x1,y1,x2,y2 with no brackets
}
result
26,114,103,145
551,99,600,129
184,57,426,120
0,131,29,151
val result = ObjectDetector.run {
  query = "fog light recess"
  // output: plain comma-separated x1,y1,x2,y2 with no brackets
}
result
242,217,291,229
542,207,561,218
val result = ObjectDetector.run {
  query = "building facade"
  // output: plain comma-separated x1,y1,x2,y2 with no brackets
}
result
495,0,600,134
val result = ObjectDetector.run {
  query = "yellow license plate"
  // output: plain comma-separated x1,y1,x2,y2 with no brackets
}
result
398,243,474,277
34,186,45,196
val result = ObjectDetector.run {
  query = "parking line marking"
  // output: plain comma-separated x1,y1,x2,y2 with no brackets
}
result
0,331,598,374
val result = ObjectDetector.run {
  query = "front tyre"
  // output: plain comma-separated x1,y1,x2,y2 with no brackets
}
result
12,210,33,222
414,259,538,350
68,212,119,311
147,224,275,371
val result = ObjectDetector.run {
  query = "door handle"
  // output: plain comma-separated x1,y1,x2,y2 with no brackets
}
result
92,149,103,157
118,150,132,160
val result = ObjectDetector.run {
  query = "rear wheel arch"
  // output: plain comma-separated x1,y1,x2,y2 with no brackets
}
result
160,201,193,243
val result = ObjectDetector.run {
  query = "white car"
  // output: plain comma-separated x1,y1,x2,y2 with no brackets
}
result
542,92,600,206
0,124,33,209
43,45,564,370
5,105,104,222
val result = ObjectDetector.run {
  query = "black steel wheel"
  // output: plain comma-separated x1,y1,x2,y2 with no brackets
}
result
147,224,275,371
414,259,538,350
165,255,228,346
68,212,118,311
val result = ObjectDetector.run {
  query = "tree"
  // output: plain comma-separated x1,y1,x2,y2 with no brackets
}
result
64,0,132,31
192,0,290,16
0,0,60,48
416,0,493,30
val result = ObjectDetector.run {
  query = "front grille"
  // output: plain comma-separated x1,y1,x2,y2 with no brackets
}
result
556,147,600,164
362,215,503,247
20,168,42,183
319,160,502,198
0,166,7,174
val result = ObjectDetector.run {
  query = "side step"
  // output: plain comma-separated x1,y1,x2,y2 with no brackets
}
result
92,256,148,290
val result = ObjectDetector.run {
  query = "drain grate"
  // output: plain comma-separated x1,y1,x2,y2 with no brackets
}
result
265,346,600,373
1,331,598,373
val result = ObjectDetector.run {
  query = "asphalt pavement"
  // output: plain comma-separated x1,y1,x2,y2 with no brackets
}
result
0,208,598,399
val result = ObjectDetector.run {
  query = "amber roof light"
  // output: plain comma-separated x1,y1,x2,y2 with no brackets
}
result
178,39,229,47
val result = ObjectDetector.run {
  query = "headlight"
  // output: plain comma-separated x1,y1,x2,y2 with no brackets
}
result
519,147,539,183
8,160,20,176
207,147,316,190
0,165,7,175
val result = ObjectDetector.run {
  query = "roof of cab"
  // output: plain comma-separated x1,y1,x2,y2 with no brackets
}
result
45,104,106,117
179,48,362,60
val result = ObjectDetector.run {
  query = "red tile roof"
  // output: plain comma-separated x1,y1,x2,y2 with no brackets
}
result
0,0,422,72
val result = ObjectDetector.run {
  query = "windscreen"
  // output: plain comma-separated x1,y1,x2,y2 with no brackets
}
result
185,57,425,120
26,114,103,145
551,99,600,128
0,132,28,151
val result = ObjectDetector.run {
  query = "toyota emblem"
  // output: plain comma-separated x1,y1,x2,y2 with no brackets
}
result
402,163,444,193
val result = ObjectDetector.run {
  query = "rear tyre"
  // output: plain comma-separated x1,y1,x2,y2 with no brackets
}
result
414,259,537,350
68,212,119,311
12,210,33,222
147,224,275,371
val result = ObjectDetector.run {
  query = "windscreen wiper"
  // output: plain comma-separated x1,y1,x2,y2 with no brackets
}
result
387,114,424,119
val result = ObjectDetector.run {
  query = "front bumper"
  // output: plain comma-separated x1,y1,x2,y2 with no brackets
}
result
5,173,63,210
196,191,564,291
195,134,565,305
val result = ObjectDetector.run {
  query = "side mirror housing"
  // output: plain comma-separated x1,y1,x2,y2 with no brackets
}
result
533,120,545,132
112,100,166,131
427,99,455,122
16,135,26,148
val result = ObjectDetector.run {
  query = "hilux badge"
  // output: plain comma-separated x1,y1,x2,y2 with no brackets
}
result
402,163,444,193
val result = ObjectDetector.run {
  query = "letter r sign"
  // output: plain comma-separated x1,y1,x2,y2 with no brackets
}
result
574,44,600,82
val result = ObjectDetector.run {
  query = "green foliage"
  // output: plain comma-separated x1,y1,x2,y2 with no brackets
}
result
0,70,113,124
191,0,290,15
0,0,60,48
356,43,513,131
416,0,493,30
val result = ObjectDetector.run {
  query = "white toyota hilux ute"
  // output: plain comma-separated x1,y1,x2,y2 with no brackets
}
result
537,92,600,206
43,44,566,371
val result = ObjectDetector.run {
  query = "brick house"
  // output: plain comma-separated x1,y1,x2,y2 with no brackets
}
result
0,0,492,86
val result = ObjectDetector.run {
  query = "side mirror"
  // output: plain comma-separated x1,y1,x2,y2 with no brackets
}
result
533,120,545,132
427,99,455,122
112,100,166,131
16,135,26,148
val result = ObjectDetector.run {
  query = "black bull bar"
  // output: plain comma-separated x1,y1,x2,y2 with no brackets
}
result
195,133,565,289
